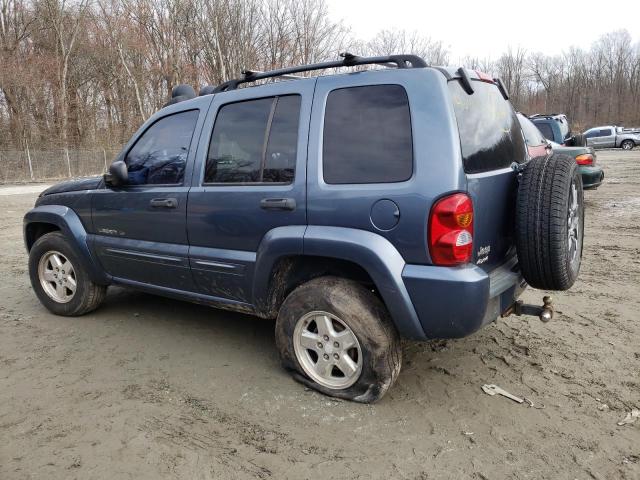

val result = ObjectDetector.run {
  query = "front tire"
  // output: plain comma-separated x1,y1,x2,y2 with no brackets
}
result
29,232,107,316
275,276,401,403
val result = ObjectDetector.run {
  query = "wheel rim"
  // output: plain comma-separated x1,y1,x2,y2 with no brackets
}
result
38,251,77,303
567,180,582,266
293,311,363,390
622,142,632,150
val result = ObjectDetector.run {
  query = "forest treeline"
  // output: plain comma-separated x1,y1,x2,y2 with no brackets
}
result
1,0,639,150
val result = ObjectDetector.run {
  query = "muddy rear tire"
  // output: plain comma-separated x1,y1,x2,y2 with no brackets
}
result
516,154,584,290
275,276,401,403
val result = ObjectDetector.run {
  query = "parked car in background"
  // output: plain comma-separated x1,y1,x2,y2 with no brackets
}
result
549,141,604,189
583,126,640,150
529,113,586,147
518,114,604,190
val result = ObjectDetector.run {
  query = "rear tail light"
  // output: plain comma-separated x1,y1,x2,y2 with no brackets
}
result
575,154,594,165
428,193,474,266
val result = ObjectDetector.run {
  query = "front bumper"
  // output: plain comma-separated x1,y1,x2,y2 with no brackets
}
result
401,258,526,339
580,165,604,189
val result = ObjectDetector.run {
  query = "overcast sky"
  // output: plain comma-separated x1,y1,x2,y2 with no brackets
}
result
326,0,640,60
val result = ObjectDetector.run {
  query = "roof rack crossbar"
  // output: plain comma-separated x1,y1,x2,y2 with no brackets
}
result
241,69,304,80
212,52,428,93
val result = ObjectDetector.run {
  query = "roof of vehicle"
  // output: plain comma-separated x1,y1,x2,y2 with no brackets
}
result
161,53,510,109
584,125,615,130
210,53,429,93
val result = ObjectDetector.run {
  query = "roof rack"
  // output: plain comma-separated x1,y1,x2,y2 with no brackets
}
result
208,52,428,93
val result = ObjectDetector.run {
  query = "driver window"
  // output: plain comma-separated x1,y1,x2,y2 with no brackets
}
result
125,110,199,185
204,95,301,184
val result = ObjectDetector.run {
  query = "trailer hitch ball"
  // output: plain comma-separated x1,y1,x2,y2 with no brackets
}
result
502,296,554,322
540,296,553,322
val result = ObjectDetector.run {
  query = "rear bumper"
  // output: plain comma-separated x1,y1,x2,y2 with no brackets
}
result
401,258,526,339
580,165,604,189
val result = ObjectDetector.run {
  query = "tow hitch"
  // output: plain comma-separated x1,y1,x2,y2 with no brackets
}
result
502,296,554,322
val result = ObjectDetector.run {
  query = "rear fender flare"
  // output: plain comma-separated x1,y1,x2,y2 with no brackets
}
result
252,226,306,316
303,226,425,339
253,225,425,339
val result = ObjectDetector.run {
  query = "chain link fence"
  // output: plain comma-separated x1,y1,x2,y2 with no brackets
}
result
0,148,121,184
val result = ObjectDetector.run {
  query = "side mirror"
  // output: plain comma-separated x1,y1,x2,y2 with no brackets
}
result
104,160,128,187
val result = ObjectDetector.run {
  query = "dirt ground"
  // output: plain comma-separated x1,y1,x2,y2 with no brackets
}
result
1,150,639,480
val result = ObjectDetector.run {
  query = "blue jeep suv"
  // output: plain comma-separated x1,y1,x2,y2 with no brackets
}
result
24,54,585,402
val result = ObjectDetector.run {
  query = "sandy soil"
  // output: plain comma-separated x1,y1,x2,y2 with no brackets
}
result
1,150,639,480
0,184,51,196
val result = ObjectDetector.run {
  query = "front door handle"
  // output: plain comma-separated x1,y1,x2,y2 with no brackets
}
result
150,198,178,209
260,197,296,211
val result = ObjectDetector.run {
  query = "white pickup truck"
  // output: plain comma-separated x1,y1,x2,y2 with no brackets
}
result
584,125,640,150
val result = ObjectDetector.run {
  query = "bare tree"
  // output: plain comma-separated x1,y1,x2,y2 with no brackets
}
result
495,47,527,108
365,29,449,65
39,0,91,146
0,2,639,153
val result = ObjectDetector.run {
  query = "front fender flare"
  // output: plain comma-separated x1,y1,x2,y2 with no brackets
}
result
23,205,110,285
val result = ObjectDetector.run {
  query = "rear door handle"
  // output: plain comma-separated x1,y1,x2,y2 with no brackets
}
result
260,198,296,211
149,198,178,209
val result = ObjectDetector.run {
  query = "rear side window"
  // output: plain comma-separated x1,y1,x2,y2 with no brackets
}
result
204,95,301,184
264,96,301,183
599,129,613,136
535,122,554,141
323,85,413,184
125,110,198,185
449,81,526,173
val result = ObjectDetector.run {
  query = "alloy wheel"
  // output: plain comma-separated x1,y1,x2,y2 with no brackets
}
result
38,251,77,303
567,180,581,266
293,311,363,389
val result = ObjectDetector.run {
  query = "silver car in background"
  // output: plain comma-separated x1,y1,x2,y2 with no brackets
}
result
584,125,640,150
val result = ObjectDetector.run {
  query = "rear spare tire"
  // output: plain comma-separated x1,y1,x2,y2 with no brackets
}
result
516,154,584,290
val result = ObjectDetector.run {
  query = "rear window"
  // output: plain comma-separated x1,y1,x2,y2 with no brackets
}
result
323,85,413,184
449,80,526,173
534,122,554,141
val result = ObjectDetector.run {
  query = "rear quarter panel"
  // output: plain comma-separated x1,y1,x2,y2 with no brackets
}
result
306,68,466,265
